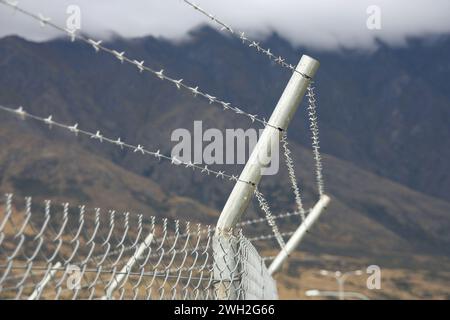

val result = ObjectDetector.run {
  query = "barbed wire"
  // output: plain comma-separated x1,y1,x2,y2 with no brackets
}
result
179,0,327,215
248,231,294,243
180,0,311,80
0,0,282,132
0,0,327,201
0,102,304,252
1,0,326,195
281,132,307,221
306,85,325,196
51,201,297,247
253,187,285,250
0,103,298,237
0,1,327,293
0,104,255,186
238,210,304,227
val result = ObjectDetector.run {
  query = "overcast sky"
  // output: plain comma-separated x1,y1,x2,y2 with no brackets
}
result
1,0,449,50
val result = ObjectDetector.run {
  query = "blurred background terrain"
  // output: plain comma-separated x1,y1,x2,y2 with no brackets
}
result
0,26,449,299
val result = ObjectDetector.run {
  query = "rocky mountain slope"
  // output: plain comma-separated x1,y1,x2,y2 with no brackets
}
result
0,27,449,298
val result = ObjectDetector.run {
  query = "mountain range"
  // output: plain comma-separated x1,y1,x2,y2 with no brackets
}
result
0,26,449,298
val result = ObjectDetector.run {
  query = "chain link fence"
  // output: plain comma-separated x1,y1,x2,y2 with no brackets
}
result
0,194,277,300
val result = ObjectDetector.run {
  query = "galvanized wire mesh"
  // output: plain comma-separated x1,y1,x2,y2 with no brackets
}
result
0,194,277,300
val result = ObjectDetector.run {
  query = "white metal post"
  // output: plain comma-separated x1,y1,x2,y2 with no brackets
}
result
305,290,369,300
216,55,320,234
338,278,345,300
28,261,62,300
103,232,154,299
268,195,330,275
214,55,320,299
317,270,363,300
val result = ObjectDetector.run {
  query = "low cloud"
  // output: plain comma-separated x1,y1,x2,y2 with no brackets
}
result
0,0,449,50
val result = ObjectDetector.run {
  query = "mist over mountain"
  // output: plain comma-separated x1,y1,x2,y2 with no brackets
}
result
0,26,449,298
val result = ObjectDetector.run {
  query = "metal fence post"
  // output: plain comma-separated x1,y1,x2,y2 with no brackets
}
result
28,261,62,300
268,195,330,275
103,232,154,299
214,55,320,299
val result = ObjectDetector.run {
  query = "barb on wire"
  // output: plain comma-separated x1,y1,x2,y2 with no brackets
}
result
0,104,253,186
306,85,325,196
0,0,282,131
180,0,311,80
238,210,304,227
248,231,294,243
281,132,307,221
253,187,285,250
